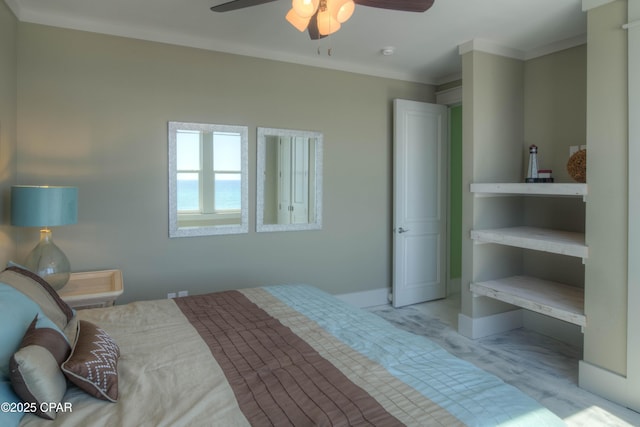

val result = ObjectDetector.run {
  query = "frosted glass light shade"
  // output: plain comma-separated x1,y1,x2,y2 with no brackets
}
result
25,229,71,290
316,9,340,35
286,8,312,31
292,0,319,18
329,0,354,23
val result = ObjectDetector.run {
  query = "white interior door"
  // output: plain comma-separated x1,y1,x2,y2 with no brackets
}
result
392,99,448,307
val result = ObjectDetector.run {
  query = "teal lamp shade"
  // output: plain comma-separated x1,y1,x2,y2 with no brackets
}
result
11,186,78,290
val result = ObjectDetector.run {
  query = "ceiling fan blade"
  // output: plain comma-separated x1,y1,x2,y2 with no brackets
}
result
210,0,278,13
353,0,434,13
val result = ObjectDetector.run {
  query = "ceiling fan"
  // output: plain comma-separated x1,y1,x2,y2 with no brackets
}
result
211,0,435,40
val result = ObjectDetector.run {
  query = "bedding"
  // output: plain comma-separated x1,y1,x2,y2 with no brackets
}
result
10,316,71,420
0,267,76,425
9,284,565,426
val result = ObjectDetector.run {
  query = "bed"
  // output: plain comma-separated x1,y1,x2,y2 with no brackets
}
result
0,267,565,426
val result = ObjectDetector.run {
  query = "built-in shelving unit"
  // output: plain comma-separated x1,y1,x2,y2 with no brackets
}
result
470,183,587,326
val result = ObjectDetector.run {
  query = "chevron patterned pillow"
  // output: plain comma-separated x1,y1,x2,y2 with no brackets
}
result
62,320,120,402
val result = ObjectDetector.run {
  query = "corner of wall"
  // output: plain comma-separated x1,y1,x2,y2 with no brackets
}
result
0,0,19,268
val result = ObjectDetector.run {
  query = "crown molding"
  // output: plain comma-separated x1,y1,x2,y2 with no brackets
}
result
4,0,22,19
14,4,434,85
582,0,616,12
458,39,525,60
435,72,462,86
524,34,587,60
435,86,462,106
458,34,587,63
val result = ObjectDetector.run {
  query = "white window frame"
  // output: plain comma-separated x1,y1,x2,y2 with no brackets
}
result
168,121,248,237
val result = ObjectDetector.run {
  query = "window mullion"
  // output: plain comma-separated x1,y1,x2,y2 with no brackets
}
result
201,132,215,213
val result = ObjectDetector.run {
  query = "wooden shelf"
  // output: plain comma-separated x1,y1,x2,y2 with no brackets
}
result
471,226,588,259
469,183,588,329
470,276,585,327
470,182,587,197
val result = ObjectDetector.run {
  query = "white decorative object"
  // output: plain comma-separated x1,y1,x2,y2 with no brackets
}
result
526,144,539,182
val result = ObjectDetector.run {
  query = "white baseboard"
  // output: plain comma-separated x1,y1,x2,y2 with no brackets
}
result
337,281,463,309
578,361,640,412
335,287,390,308
458,309,524,339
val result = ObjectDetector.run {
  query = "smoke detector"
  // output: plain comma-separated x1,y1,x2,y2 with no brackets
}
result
381,46,395,56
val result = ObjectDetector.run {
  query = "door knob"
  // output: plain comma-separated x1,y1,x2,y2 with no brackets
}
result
398,227,409,234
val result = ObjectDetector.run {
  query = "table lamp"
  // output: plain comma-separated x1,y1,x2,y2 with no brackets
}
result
11,185,78,290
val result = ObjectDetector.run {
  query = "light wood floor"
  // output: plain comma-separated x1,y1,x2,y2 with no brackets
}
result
369,294,640,427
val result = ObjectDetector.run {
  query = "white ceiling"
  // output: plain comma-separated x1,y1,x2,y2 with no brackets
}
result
5,0,587,84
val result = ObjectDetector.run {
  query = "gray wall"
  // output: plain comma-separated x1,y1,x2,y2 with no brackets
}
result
14,23,435,303
523,45,587,185
461,50,525,318
584,0,628,377
0,1,17,267
522,46,587,345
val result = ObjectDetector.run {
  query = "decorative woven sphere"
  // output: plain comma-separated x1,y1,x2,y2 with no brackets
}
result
567,149,586,183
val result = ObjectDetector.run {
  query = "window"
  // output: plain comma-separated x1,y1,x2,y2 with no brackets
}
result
169,122,248,237
176,130,241,213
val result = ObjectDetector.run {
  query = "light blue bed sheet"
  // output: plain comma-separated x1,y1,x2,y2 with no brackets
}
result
265,285,565,427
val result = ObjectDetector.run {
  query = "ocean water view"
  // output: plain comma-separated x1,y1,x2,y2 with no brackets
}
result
177,178,241,211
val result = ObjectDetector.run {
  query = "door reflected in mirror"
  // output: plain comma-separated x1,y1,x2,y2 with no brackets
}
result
257,127,322,232
168,121,248,237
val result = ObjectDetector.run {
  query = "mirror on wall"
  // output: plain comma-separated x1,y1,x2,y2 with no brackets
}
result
257,127,323,232
168,121,248,237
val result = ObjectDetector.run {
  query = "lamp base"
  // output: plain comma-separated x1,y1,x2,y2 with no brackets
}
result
25,229,71,290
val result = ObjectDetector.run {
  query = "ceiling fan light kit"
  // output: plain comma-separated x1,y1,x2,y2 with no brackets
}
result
287,0,355,37
212,0,435,40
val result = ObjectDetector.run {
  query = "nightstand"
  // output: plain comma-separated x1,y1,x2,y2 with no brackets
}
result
58,269,123,309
